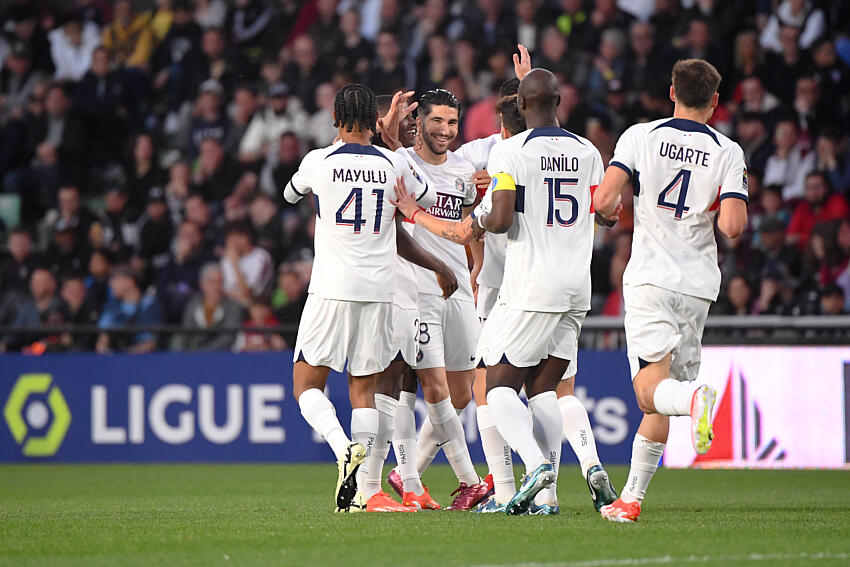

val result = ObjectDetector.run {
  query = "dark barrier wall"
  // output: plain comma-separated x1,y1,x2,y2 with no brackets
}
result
0,351,642,464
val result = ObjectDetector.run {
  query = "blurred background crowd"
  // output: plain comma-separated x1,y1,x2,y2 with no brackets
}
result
0,0,849,354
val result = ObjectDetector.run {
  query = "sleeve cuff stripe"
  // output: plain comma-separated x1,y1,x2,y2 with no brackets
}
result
609,161,632,178
416,183,429,201
719,193,749,204
288,180,306,197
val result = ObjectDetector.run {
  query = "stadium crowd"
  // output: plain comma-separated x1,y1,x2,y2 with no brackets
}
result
0,0,849,353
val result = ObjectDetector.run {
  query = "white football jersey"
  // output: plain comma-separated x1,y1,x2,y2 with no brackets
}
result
398,148,477,302
474,177,508,290
487,126,603,312
457,133,501,170
610,118,749,301
284,141,428,302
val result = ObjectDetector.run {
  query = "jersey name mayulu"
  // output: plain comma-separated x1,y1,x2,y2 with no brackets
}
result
609,118,748,301
488,127,603,312
399,148,477,302
284,141,428,302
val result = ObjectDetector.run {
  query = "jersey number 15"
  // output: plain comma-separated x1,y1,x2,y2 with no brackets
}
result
336,188,385,234
545,177,579,227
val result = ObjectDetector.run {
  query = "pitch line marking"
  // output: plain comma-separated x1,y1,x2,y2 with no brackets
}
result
471,551,850,567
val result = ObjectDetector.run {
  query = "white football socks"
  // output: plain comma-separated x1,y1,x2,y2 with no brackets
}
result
415,414,440,475
529,391,563,506
487,386,546,472
559,395,601,478
653,379,693,416
361,394,396,499
392,391,423,495
427,398,479,486
476,404,515,503
621,433,666,504
350,407,379,498
298,388,350,460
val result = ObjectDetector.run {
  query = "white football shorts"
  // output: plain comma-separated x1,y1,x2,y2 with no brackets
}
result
294,295,394,376
415,293,480,372
477,301,586,368
392,305,420,367
623,283,711,382
476,284,500,321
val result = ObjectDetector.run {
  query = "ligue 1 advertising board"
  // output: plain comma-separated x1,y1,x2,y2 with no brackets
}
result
0,348,847,468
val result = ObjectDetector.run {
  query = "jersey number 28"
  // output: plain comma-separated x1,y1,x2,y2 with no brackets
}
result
657,169,691,220
336,188,385,233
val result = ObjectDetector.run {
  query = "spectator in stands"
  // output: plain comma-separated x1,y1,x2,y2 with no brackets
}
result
815,129,850,196
126,133,165,212
226,0,274,55
736,112,774,179
152,1,204,111
220,221,273,307
45,217,89,275
263,132,301,197
0,43,46,123
74,47,140,166
48,11,100,82
728,30,765,94
96,186,138,262
793,76,832,140
333,9,373,78
195,0,227,30
163,159,191,224
186,79,230,160
787,171,850,249
810,38,848,113
238,82,307,165
556,83,590,136
156,220,216,323
713,274,754,315
197,26,240,99
819,283,845,315
134,187,175,275
249,193,283,262
536,26,588,88
51,184,97,244
101,0,154,69
225,84,259,156
5,6,54,76
305,83,338,150
184,192,218,251
763,25,813,105
362,31,408,96
234,300,285,352
764,119,816,201
623,21,669,97
271,261,308,347
177,262,244,351
150,0,175,44
84,249,112,315
0,227,42,297
760,0,826,54
2,268,65,352
96,266,163,354
59,273,99,349
3,84,87,218
193,137,240,203
587,28,627,101
738,76,782,129
749,215,803,287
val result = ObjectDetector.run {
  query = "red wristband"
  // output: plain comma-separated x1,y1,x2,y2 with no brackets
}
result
411,208,424,222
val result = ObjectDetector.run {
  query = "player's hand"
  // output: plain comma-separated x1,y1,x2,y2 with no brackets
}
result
378,90,418,150
513,44,531,80
471,214,486,240
389,176,421,219
595,203,623,227
470,261,481,297
435,261,458,299
471,170,491,198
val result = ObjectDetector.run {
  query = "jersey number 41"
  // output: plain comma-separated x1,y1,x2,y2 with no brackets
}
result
336,188,385,234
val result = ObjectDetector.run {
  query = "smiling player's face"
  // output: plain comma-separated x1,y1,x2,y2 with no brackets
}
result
419,105,458,155
399,114,417,148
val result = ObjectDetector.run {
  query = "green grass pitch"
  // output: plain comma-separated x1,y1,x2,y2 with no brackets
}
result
1,464,849,566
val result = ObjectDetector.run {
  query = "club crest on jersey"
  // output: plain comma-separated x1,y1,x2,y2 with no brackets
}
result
489,176,498,191
742,167,748,190
408,161,424,185
455,178,465,193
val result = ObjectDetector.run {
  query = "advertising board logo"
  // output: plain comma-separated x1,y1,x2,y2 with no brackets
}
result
695,366,785,465
3,373,71,457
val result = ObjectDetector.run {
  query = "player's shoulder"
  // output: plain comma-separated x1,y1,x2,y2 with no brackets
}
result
445,149,476,173
709,126,745,159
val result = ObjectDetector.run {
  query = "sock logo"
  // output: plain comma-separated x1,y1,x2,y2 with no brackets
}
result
503,446,511,466
398,444,407,464
3,373,71,457
579,429,588,447
435,440,449,447
694,366,787,465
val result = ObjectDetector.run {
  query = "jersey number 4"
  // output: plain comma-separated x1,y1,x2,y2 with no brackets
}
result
657,169,691,220
336,188,385,233
545,177,579,227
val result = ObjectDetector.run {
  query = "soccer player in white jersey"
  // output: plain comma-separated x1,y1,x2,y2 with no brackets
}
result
286,84,432,513
392,89,490,510
593,59,748,523
474,68,616,515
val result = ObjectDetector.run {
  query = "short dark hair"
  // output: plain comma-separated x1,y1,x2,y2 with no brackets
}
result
499,78,520,98
495,95,525,136
672,59,721,109
375,94,393,117
224,220,254,242
333,83,378,133
418,89,460,118
10,225,32,238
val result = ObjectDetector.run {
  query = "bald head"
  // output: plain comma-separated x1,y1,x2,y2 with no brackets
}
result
517,68,560,127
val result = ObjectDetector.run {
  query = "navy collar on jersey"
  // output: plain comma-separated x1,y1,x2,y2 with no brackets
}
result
326,142,393,165
522,126,583,147
651,118,720,146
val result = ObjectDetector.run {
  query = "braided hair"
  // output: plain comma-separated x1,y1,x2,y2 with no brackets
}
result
333,84,378,133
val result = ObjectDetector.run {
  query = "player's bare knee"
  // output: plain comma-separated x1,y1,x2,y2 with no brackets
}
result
556,377,575,398
635,386,657,414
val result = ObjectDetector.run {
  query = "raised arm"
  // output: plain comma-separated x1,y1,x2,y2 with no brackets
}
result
390,177,476,245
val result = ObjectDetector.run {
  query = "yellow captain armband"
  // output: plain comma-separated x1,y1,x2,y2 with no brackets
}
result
489,173,516,192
